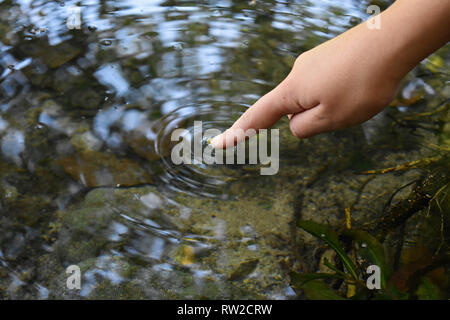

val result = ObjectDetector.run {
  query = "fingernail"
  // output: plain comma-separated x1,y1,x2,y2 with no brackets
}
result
210,134,223,149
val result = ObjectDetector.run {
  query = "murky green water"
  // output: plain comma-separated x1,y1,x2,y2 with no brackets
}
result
0,0,449,299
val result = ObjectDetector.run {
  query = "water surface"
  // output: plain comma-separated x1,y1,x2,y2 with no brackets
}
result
0,0,448,299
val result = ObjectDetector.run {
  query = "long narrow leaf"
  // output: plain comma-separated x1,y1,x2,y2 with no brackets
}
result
289,271,344,288
342,229,390,288
301,280,346,300
297,220,359,280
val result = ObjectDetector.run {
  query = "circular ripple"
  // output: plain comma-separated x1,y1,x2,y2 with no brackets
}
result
154,102,249,198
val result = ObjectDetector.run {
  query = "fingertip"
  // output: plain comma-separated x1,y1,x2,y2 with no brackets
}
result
210,133,224,149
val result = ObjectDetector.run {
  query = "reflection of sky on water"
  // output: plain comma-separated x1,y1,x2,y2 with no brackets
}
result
94,64,129,97
0,0,374,133
93,105,124,140
1,130,25,165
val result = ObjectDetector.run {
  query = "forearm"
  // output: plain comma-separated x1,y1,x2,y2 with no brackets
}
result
322,0,450,84
212,0,450,147
383,0,450,76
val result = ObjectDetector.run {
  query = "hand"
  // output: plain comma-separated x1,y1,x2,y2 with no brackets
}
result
211,0,450,149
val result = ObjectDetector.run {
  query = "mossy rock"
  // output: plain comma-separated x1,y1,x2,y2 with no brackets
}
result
58,151,153,187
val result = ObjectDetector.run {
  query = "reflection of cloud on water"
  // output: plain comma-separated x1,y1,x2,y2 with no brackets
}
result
1,129,25,166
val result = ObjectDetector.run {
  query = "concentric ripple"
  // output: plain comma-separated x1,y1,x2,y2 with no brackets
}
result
153,102,251,198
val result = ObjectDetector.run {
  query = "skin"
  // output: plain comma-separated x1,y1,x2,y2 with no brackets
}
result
211,0,450,149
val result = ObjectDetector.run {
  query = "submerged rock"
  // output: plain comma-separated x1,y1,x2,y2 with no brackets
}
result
125,120,179,161
34,181,295,299
70,131,103,152
126,130,161,161
228,258,259,281
20,40,82,69
58,151,152,187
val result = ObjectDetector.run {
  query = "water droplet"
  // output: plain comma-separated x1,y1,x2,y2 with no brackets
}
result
361,242,367,248
320,234,326,238
100,39,112,46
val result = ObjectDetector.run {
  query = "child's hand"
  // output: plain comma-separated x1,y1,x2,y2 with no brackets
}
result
214,27,401,147
211,0,450,149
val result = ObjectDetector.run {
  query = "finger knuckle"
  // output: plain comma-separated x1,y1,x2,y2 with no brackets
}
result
294,51,310,67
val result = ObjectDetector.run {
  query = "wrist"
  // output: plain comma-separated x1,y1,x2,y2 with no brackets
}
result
378,0,450,77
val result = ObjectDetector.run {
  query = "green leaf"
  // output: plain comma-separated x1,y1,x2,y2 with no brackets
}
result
297,220,359,280
342,229,390,288
300,280,346,300
289,271,344,288
323,258,348,277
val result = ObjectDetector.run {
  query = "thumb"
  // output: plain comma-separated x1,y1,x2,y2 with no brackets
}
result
211,81,299,149
288,104,332,138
